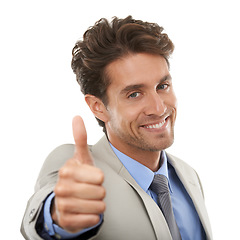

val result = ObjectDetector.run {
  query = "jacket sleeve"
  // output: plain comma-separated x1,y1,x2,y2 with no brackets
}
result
20,144,74,239
35,203,102,240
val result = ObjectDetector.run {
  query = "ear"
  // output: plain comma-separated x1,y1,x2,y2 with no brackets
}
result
85,94,109,123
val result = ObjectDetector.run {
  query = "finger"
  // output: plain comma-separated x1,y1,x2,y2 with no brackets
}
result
57,213,101,233
58,163,104,185
55,182,106,200
72,116,93,165
56,198,106,215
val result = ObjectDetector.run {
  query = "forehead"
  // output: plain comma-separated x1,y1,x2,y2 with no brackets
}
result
105,53,169,90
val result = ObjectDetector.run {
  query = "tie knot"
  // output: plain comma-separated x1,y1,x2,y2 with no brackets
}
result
150,174,169,194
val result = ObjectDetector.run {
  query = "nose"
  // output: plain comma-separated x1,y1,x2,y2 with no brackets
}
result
144,93,167,116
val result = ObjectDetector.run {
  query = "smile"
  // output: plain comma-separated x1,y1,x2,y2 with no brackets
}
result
144,121,165,129
142,116,169,129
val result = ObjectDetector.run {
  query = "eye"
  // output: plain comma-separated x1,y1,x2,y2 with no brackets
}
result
157,84,169,90
128,92,141,98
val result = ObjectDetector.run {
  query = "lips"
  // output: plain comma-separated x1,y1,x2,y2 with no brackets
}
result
140,115,170,130
144,120,166,129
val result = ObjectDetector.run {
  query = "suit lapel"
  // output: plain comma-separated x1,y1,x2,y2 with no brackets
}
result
118,166,173,240
167,154,213,240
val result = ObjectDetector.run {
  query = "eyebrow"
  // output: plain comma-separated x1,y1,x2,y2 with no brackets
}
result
120,84,145,95
120,74,172,95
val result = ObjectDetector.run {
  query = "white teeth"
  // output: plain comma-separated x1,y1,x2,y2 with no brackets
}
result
145,121,165,129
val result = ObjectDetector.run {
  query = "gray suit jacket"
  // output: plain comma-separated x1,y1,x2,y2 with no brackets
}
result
21,136,213,240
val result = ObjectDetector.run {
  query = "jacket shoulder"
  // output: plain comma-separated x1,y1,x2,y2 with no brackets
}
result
35,144,75,191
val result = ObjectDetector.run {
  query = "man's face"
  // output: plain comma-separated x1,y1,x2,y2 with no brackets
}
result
104,53,177,156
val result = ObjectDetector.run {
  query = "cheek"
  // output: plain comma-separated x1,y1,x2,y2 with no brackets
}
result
173,95,178,109
167,91,178,109
114,105,142,130
170,93,178,121
107,94,145,127
173,93,178,111
125,105,143,122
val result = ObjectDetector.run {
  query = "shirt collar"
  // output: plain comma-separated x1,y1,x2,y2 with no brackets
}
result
109,143,172,193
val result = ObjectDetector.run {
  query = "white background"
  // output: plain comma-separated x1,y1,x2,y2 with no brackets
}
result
1,0,239,239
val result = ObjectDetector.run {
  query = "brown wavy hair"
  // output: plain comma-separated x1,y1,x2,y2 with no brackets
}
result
71,15,174,133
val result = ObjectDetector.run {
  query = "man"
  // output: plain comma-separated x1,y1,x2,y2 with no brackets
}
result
21,16,212,240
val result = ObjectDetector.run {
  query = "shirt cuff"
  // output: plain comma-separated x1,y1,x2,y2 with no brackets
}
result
43,192,103,239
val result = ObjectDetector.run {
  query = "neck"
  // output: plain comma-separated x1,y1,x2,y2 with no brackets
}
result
111,142,162,172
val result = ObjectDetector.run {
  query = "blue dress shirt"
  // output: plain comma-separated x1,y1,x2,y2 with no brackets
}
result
44,144,206,240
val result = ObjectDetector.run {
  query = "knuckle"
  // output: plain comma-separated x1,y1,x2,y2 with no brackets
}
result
58,167,69,178
56,199,69,212
99,187,106,199
98,201,106,213
58,216,72,229
89,215,100,226
59,159,76,178
96,169,104,183
54,183,70,197
54,184,63,196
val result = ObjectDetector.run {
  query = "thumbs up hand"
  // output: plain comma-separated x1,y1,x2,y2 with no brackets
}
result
52,116,106,233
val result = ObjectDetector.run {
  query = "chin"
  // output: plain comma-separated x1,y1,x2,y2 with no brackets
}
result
132,135,174,152
150,140,174,152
